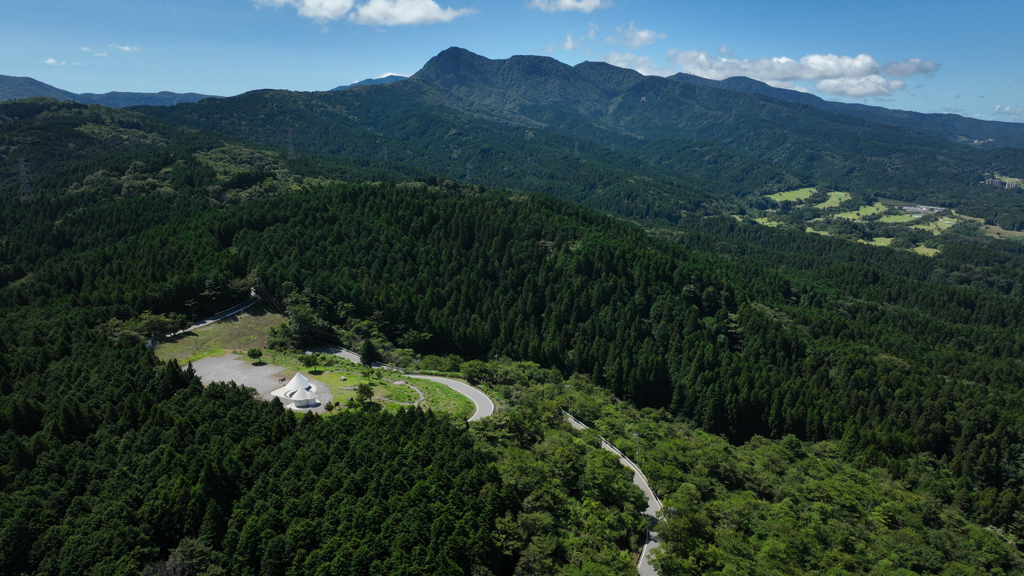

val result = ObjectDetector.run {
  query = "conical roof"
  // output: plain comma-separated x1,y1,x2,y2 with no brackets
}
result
288,388,317,401
285,373,309,392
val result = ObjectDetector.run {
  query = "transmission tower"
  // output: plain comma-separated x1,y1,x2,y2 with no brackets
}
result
17,158,31,201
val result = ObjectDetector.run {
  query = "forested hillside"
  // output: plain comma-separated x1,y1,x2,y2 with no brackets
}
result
7,141,1024,534
6,53,1024,574
139,47,1024,228
668,72,1024,149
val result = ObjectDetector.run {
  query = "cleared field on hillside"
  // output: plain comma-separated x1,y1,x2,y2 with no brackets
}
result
815,192,850,208
982,225,1024,239
861,237,893,246
156,305,285,363
767,188,816,202
838,202,886,220
913,217,958,234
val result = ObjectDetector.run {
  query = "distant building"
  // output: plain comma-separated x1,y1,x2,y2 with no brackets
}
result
986,178,1003,186
901,205,946,214
1007,182,1020,190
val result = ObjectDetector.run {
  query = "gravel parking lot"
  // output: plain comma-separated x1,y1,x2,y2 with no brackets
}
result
191,354,331,413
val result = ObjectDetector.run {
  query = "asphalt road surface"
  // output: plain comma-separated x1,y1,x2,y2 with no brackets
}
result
565,412,661,575
407,375,495,421
312,347,496,422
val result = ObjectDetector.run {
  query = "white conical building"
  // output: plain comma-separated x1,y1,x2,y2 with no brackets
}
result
284,373,309,392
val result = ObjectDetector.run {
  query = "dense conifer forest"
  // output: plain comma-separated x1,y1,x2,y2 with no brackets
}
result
5,59,1024,574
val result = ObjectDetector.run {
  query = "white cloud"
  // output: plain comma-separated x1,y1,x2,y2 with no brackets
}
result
614,23,665,48
110,44,139,52
257,0,472,24
45,58,58,66
93,52,109,57
666,49,879,81
602,52,672,76
587,22,599,39
882,58,939,77
349,0,474,25
77,47,90,52
529,0,609,13
256,0,355,20
816,75,906,97
659,49,938,97
563,32,576,51
993,105,1024,122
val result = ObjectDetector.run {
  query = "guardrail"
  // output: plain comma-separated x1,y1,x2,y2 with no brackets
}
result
562,410,662,509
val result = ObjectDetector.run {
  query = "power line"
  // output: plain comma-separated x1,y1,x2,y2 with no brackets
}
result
1,138,137,188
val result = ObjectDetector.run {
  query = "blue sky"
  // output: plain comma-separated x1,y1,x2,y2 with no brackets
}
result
3,0,1021,122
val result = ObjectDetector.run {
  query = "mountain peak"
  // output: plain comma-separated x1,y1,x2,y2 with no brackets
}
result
413,47,498,86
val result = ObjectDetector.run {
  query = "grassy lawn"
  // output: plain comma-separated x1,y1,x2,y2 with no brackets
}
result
913,245,941,257
805,227,829,236
376,382,420,404
815,192,850,209
410,377,475,419
153,300,482,419
156,305,286,363
860,237,893,246
309,368,422,408
767,187,816,202
912,217,958,235
754,217,783,227
879,213,917,223
837,202,886,220
981,225,1024,240
210,350,475,418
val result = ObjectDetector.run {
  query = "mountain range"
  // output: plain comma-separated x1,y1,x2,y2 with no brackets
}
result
0,74,218,107
132,47,1024,228
668,72,1024,148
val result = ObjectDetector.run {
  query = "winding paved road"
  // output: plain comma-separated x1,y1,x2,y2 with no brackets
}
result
565,412,661,576
314,348,495,421
407,375,495,421
192,328,650,572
